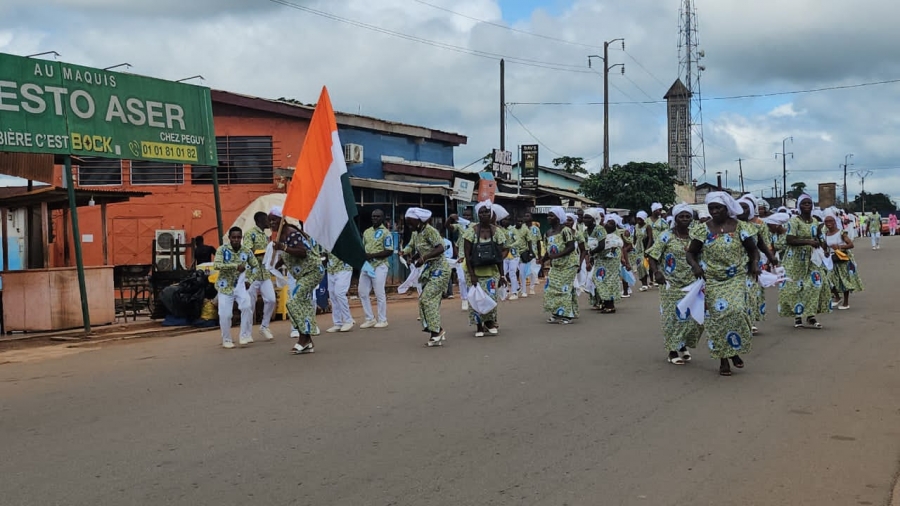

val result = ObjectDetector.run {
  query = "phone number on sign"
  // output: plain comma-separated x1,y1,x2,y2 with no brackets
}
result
140,141,198,162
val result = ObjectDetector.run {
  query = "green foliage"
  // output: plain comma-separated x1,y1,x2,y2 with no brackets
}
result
552,156,588,175
788,181,807,199
852,192,897,213
579,162,677,211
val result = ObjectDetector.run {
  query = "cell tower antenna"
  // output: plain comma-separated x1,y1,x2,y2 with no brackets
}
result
677,0,707,180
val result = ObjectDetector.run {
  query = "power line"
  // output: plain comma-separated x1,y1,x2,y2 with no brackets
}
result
622,49,669,89
506,108,563,156
407,0,603,50
268,0,593,73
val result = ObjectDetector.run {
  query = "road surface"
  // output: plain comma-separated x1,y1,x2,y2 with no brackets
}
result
2,240,900,506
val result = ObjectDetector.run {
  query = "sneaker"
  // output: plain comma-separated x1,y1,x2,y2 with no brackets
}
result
520,292,528,298
461,300,469,311
426,331,446,347
360,320,377,329
260,327,274,341
639,285,649,292
290,329,300,338
374,321,389,328
679,348,692,362
509,294,519,301
239,335,253,346
838,305,850,310
291,343,314,355
487,327,499,335
340,321,355,332
622,293,631,298
447,294,455,299
222,341,235,349
529,287,536,295
474,331,485,338
326,325,342,333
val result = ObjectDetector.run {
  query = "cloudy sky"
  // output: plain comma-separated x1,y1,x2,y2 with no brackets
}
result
2,0,900,203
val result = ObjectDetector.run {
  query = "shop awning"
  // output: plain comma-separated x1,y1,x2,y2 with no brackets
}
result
350,177,450,196
536,185,598,205
0,186,150,210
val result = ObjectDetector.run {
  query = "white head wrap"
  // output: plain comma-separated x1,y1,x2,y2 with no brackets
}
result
671,202,693,219
405,207,432,222
705,191,744,218
777,206,789,213
606,213,624,228
796,194,813,210
635,210,649,220
811,209,825,221
493,204,510,222
584,208,603,222
473,200,493,219
824,208,838,221
651,202,663,212
763,212,791,226
666,216,674,225
737,195,758,219
549,206,566,223
596,207,606,216
269,206,283,217
565,213,577,224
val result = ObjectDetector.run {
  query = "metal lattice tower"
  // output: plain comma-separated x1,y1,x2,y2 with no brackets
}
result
677,0,706,180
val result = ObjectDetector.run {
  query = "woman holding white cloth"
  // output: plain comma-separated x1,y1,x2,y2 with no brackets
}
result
464,201,509,337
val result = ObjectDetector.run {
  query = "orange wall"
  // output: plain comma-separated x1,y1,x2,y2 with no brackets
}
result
50,111,310,267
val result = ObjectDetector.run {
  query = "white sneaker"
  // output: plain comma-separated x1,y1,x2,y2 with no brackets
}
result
291,343,314,355
340,321,355,332
487,327,499,335
260,327,274,341
222,341,235,349
326,325,342,333
290,329,300,338
360,320,377,329
374,321,389,328
639,285,649,292
529,287,536,295
474,330,485,338
461,300,469,311
520,292,528,298
239,335,253,346
509,294,519,301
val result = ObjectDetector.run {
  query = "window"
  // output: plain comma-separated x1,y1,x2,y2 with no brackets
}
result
75,156,122,186
192,136,274,185
130,160,184,185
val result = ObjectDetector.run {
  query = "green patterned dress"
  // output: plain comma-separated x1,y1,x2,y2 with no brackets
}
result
646,230,703,351
691,221,754,359
592,228,623,303
744,220,769,323
403,225,451,333
778,216,831,318
825,230,864,294
543,227,578,319
631,223,651,280
464,225,507,326
281,231,325,336
572,227,587,317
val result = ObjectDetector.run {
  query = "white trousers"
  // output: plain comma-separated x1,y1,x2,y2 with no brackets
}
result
247,278,276,329
454,262,468,301
328,270,353,326
218,292,252,343
504,258,521,294
871,231,881,248
528,259,539,287
358,264,388,323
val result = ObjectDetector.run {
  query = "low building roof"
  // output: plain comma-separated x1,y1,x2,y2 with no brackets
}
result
0,186,150,210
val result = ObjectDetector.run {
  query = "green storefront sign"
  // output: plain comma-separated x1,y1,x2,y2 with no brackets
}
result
0,52,217,166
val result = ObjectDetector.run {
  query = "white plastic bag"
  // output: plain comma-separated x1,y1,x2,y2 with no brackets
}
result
234,272,253,311
397,266,422,294
758,266,790,288
605,234,624,249
362,261,377,279
467,284,498,314
676,278,706,325
810,247,834,271
498,285,509,301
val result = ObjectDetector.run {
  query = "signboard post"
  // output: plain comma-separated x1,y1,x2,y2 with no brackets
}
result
0,52,219,334
520,144,539,191
451,178,475,202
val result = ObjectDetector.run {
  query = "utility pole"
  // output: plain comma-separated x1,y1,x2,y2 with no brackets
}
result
774,179,779,201
842,153,854,205
857,170,873,212
588,38,624,173
716,172,723,190
500,59,505,152
775,136,793,206
737,158,745,193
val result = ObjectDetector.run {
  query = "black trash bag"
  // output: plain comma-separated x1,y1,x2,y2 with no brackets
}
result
160,270,210,320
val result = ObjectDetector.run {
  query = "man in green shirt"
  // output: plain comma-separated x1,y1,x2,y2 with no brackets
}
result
214,227,260,349
359,209,394,328
868,208,882,250
242,212,276,341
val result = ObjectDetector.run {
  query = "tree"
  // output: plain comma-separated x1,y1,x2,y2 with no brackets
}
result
579,162,677,211
552,156,588,175
788,181,807,199
852,192,897,213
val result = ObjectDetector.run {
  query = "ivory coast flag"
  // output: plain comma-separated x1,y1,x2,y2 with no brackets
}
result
282,86,367,269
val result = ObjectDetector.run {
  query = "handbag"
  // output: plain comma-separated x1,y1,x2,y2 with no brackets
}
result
833,248,850,261
520,249,535,263
471,225,503,267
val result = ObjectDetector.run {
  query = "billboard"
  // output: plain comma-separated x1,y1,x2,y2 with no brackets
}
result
0,52,217,166
491,149,512,180
520,144,539,191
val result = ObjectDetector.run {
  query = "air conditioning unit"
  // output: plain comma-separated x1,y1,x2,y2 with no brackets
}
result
343,143,364,164
155,229,185,271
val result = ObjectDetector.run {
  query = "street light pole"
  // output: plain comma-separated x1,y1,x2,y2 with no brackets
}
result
775,136,793,206
588,38,624,174
843,153,854,205
857,170,873,212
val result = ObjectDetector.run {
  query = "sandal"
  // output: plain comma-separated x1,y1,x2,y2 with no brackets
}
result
794,317,803,328
806,317,822,329
719,360,732,376
679,347,692,362
731,355,745,368
667,351,685,365
600,308,617,314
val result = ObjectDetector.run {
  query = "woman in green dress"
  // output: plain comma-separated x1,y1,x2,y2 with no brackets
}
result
591,213,630,313
464,201,509,337
648,203,703,365
632,211,653,292
778,194,830,329
823,210,863,309
402,207,451,346
581,209,605,309
737,195,778,333
686,192,761,376
542,207,578,324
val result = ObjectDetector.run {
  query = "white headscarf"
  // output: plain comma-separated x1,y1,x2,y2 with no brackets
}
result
796,194,813,210
549,206,566,224
493,204,510,222
824,208,839,221
405,207,432,222
763,212,791,226
606,213,624,228
777,206,789,213
672,202,693,219
584,208,603,222
651,202,663,212
473,199,493,218
635,210,649,220
705,191,744,218
811,209,825,221
737,195,757,219
269,206,283,217
565,213,577,224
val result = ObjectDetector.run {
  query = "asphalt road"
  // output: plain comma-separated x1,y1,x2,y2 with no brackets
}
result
2,238,900,506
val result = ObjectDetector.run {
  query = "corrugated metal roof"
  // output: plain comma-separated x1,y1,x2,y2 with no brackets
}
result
381,156,484,175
